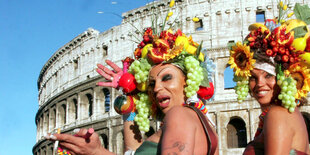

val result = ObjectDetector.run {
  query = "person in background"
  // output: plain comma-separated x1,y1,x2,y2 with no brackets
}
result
228,1,310,154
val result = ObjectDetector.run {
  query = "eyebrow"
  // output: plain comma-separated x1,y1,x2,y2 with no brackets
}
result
157,67,170,77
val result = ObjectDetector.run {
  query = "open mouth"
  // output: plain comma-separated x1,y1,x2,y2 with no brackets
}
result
157,96,170,108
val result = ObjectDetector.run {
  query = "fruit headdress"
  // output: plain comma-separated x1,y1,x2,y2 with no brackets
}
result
228,1,310,112
112,0,216,132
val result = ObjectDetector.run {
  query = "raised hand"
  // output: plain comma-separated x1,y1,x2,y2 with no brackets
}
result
96,60,123,88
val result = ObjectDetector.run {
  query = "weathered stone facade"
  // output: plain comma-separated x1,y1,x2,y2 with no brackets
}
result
33,0,310,154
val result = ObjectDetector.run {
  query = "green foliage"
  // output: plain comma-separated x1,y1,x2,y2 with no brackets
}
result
294,3,310,25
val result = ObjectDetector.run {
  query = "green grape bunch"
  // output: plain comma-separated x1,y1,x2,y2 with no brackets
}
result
134,93,152,132
233,75,249,103
128,58,151,84
184,56,204,98
277,73,298,112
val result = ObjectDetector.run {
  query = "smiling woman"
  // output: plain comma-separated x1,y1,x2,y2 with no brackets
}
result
228,1,310,154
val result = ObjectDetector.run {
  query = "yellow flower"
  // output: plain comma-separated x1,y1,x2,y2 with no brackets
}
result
169,0,175,8
289,63,310,99
283,5,287,10
228,42,256,78
166,17,169,21
168,12,173,17
287,12,294,18
279,1,283,8
164,45,183,61
192,17,199,22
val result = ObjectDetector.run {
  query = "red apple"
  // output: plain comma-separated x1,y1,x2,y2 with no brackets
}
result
118,73,137,93
197,82,214,100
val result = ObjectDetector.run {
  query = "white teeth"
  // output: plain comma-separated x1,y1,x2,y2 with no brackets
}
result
257,91,268,95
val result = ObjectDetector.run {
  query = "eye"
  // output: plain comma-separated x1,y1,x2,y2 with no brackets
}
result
162,74,172,81
249,76,256,81
265,73,273,79
148,80,155,87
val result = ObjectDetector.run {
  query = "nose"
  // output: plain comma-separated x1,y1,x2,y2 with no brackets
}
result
153,81,162,93
256,76,266,87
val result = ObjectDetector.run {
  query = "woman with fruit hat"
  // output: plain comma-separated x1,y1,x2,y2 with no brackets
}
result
45,1,218,154
228,2,310,155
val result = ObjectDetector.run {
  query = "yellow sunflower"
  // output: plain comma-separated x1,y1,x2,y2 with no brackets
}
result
228,42,256,78
289,63,310,99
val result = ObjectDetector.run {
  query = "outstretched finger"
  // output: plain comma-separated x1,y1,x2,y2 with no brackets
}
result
97,64,115,76
96,81,115,88
106,60,122,73
96,68,113,80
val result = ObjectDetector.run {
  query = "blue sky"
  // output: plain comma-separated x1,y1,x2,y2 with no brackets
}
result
0,0,147,154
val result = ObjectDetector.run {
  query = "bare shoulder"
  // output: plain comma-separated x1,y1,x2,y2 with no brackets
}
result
265,106,302,130
163,106,200,125
267,106,300,121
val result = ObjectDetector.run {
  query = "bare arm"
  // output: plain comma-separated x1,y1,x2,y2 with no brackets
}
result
123,121,143,151
264,106,293,155
51,128,115,155
161,106,196,155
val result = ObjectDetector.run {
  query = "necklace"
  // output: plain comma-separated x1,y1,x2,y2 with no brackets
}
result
254,107,270,138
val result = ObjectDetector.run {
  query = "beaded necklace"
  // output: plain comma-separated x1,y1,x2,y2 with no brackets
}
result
254,108,269,138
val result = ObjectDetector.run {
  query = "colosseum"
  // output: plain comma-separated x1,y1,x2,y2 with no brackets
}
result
33,0,310,154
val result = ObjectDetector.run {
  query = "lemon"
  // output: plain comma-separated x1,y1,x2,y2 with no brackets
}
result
299,52,310,66
141,44,153,58
292,38,307,52
137,82,147,92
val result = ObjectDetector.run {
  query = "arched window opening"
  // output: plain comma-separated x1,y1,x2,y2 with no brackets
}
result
61,104,66,125
103,88,111,112
302,112,310,142
44,113,49,133
227,117,247,148
224,66,236,89
86,94,93,117
100,133,109,149
73,99,78,120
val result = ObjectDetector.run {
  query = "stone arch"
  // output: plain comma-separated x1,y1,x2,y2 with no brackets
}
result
39,115,43,138
80,90,93,119
86,94,93,117
302,112,310,142
68,96,78,123
57,101,67,127
43,112,49,134
224,65,236,89
227,116,247,148
49,108,56,131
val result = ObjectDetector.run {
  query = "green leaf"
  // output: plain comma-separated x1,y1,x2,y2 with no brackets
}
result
227,42,236,51
276,64,284,76
292,26,308,38
196,41,203,58
294,3,310,25
200,67,210,87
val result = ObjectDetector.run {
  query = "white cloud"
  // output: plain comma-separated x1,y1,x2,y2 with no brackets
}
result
111,1,117,4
